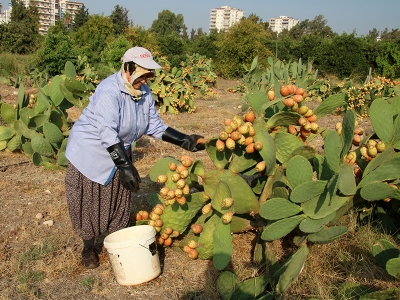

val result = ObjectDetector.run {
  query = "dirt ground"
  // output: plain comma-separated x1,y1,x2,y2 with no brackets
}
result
0,78,375,300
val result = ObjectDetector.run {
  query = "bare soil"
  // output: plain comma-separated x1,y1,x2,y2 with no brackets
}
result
0,79,392,300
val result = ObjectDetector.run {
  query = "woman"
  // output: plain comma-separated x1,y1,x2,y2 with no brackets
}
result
65,46,205,269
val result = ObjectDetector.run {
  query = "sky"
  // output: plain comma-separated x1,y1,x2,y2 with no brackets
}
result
79,0,399,36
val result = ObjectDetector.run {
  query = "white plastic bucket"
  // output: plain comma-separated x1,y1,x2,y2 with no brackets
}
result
103,225,161,285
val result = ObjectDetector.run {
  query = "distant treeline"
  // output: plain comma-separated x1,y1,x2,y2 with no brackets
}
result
1,1,399,80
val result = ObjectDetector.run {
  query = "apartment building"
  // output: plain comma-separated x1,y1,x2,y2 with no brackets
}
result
269,15,299,34
0,0,83,34
209,5,244,32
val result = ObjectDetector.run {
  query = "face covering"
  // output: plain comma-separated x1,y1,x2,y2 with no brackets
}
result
121,64,155,100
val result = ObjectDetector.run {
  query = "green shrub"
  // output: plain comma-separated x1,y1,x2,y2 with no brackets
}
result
100,35,131,70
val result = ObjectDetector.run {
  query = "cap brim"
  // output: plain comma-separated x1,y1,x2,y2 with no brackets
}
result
135,59,162,70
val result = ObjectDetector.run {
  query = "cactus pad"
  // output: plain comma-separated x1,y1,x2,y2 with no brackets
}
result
360,182,400,201
259,198,302,220
261,215,305,241
307,225,348,244
299,213,335,233
290,180,328,203
274,132,305,163
213,221,232,270
286,155,314,189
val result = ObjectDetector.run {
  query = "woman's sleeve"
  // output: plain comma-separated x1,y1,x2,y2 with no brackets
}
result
145,90,168,139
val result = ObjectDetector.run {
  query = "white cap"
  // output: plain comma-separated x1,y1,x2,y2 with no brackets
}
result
121,47,162,69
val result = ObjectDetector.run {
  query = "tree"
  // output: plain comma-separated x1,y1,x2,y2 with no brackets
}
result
366,28,380,40
190,29,219,60
100,35,131,69
150,10,185,36
109,5,130,35
71,4,89,32
63,12,72,30
214,18,274,78
71,15,114,64
289,14,335,39
0,0,41,54
34,25,79,75
381,28,400,41
123,24,159,52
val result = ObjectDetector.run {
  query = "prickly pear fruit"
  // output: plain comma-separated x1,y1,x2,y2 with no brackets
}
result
163,237,172,247
172,230,180,237
157,174,168,183
248,126,256,137
176,164,187,174
298,117,307,126
283,97,295,107
225,138,236,150
180,169,189,179
368,145,377,158
292,94,303,103
307,114,317,123
222,211,234,224
254,141,263,151
280,85,290,97
255,161,266,172
298,106,309,115
202,203,212,214
268,90,275,101
244,110,255,123
230,120,239,131
230,131,242,141
191,224,203,234
224,118,232,126
182,184,190,195
153,206,164,215
304,109,314,118
188,240,198,249
176,178,186,189
288,125,298,135
169,162,177,171
171,173,181,182
238,124,249,135
150,212,161,220
219,131,229,141
222,197,234,208
216,139,226,152
164,227,173,235
183,245,192,253
180,155,194,167
154,219,163,227
245,143,255,154
188,249,199,259
225,125,234,134
352,135,361,146
176,195,187,205
376,141,386,153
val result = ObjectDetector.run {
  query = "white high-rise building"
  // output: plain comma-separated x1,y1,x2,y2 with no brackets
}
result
269,15,299,34
1,0,83,34
209,5,244,32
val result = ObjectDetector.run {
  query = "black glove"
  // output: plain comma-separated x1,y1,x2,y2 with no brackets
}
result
107,142,141,192
162,127,205,152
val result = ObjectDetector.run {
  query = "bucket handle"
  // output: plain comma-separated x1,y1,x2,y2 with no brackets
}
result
139,241,158,256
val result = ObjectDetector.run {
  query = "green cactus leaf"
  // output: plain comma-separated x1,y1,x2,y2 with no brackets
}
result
272,186,289,199
60,137,68,152
250,174,268,194
43,75,66,107
308,225,348,244
259,198,302,220
247,90,269,113
0,103,17,125
324,130,342,173
359,289,400,300
360,182,400,201
338,163,357,195
6,134,21,152
228,148,260,174
206,137,232,170
301,191,349,220
147,192,164,207
370,99,394,144
63,77,87,98
28,113,50,130
286,155,313,189
13,120,39,139
290,180,327,203
57,151,68,166
149,156,180,182
340,110,356,159
0,140,6,150
230,275,271,300
18,107,35,126
213,221,233,270
190,159,205,177
0,126,15,141
230,215,257,233
204,169,259,214
266,111,300,129
160,191,205,234
287,145,317,162
363,146,395,177
43,122,64,147
22,141,33,154
32,152,43,166
274,132,304,163
17,83,26,108
197,213,220,259
31,135,55,157
253,118,276,174
392,116,400,150
211,180,232,213
34,91,51,114
60,83,81,107
64,61,76,78
261,215,305,241
358,155,400,188
386,258,400,278
50,109,69,132
274,244,309,293
372,239,400,270
299,213,336,233
314,93,345,118
216,271,240,300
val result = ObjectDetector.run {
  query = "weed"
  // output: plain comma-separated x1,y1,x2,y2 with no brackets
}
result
19,240,57,264
81,276,97,290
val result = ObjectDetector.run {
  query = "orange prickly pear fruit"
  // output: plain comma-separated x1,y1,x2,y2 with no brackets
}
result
267,90,275,101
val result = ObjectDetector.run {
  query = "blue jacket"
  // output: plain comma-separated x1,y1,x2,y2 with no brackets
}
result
65,71,168,185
